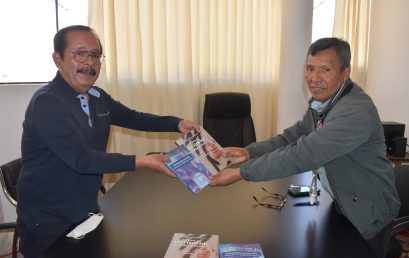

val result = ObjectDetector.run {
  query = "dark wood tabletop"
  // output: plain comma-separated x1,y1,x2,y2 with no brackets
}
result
44,169,373,258
388,152,409,166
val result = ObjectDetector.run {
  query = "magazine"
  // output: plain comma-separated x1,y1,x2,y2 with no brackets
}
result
219,243,265,258
164,233,219,258
165,126,232,193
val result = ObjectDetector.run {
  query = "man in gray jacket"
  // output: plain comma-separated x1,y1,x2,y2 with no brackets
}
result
210,37,400,258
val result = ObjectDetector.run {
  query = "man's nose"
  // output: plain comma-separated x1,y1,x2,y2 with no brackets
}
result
310,70,322,81
84,55,97,65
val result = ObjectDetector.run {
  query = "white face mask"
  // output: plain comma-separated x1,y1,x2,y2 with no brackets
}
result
66,213,104,239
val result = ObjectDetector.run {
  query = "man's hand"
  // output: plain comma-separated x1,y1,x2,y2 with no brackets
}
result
178,120,200,134
224,147,250,164
209,167,242,186
135,154,176,177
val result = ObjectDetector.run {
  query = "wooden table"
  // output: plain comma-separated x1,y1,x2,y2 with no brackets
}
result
388,152,409,166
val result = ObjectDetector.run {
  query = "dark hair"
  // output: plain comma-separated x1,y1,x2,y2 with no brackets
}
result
53,25,103,59
307,37,351,71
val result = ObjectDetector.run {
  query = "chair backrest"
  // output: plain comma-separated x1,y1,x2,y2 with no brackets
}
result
203,92,256,147
394,165,409,217
0,158,21,206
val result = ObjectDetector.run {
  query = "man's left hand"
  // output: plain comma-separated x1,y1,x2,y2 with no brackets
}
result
209,167,242,186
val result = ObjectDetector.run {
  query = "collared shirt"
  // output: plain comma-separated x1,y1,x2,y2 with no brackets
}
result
77,87,101,127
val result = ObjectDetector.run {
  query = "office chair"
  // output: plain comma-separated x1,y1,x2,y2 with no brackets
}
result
0,158,20,258
388,165,409,257
203,92,256,148
0,158,107,258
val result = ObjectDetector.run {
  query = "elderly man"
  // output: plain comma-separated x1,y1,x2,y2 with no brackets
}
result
18,25,198,258
210,37,400,258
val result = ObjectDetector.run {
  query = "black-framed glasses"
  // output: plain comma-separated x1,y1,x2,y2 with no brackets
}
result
253,187,287,209
72,51,105,63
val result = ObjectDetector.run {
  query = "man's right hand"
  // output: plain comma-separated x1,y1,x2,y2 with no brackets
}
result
135,154,176,177
224,147,250,164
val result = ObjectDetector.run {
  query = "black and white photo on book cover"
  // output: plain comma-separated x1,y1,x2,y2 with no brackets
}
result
175,126,232,175
164,233,219,258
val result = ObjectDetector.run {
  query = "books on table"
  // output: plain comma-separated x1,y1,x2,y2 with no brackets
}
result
165,126,232,193
219,243,265,258
164,233,219,258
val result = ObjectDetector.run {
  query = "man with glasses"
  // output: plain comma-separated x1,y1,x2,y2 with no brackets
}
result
17,25,198,258
210,37,400,258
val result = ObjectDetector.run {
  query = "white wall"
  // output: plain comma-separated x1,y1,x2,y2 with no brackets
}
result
366,0,409,138
0,83,42,251
276,0,314,132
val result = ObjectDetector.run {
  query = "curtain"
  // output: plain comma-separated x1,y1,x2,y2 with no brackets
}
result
333,0,371,89
89,0,282,152
88,0,313,182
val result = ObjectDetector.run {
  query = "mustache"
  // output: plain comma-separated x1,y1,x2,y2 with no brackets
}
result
77,66,97,76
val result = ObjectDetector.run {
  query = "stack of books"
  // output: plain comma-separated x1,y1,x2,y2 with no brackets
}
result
164,232,265,258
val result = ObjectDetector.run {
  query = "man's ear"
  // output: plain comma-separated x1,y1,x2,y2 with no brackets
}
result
52,52,62,68
342,65,351,81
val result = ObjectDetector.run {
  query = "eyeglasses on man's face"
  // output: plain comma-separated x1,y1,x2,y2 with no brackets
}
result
72,51,105,64
253,187,287,209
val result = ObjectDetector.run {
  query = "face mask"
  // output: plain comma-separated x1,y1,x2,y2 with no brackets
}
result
66,213,104,239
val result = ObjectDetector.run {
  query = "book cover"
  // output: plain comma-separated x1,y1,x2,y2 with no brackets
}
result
164,233,219,258
165,145,213,193
219,243,265,258
175,126,232,176
165,126,232,193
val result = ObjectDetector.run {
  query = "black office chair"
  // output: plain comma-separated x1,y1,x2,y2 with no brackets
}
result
0,158,20,258
0,158,107,258
388,165,409,257
203,92,256,147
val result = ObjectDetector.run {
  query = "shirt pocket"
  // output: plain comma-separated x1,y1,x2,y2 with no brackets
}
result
94,109,111,128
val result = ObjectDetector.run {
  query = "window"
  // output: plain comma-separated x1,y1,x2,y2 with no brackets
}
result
312,0,336,42
0,0,87,83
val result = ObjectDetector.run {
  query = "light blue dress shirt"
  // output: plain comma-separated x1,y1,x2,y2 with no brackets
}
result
76,87,101,127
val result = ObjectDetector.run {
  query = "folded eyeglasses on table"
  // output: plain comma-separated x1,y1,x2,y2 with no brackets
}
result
253,170,320,209
253,187,287,209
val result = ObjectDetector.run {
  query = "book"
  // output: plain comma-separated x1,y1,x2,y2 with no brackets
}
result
164,233,219,258
165,126,231,193
165,145,213,193
219,243,265,258
175,126,232,175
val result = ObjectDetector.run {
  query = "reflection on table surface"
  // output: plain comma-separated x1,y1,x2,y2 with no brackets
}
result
45,169,373,258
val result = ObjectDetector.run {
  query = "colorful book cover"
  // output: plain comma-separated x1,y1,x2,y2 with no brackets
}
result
166,126,232,193
165,145,213,193
175,126,232,176
164,233,219,258
219,243,265,258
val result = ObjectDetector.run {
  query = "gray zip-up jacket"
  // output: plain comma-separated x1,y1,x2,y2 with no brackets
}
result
240,79,400,240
